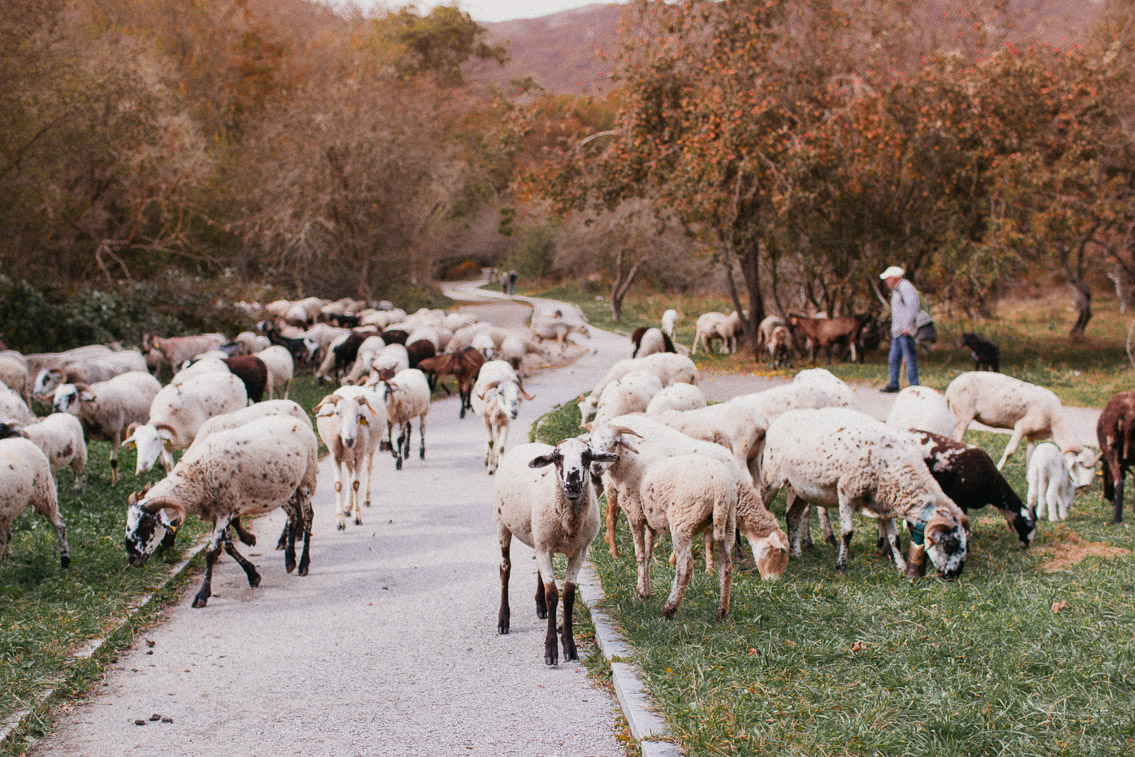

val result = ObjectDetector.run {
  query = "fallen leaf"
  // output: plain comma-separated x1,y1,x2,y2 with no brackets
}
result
851,641,865,653
1052,600,1068,613
747,647,758,657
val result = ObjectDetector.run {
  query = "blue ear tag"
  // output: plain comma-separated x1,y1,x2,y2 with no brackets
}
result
907,502,936,546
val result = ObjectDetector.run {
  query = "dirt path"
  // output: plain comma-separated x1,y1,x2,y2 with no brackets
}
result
35,286,627,757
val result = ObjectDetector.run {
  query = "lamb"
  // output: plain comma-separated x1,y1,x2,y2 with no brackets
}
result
1026,441,1098,522
591,371,664,426
0,414,87,491
0,356,30,404
631,327,676,358
755,315,786,357
378,368,430,470
32,350,148,397
0,438,70,568
945,371,1089,470
255,345,295,400
661,309,679,339
768,326,793,368
124,415,319,607
52,371,161,485
125,371,248,475
472,360,532,474
691,310,743,355
645,383,707,415
577,352,698,423
315,387,386,530
885,386,955,437
912,431,1035,548
1097,390,1135,523
493,438,619,665
760,407,970,579
957,333,1000,372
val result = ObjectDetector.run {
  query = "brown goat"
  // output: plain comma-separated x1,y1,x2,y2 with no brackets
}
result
1097,390,1135,523
415,348,485,418
786,314,866,364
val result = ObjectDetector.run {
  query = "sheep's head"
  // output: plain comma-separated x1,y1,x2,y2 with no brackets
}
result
123,423,177,474
1063,446,1100,489
581,423,640,480
1007,504,1036,548
0,422,28,441
747,527,789,579
124,486,183,567
52,383,90,414
911,505,968,580
529,438,619,501
32,368,65,398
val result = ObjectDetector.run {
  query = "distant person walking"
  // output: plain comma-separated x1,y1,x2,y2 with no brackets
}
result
508,270,517,295
500,271,509,293
880,265,920,392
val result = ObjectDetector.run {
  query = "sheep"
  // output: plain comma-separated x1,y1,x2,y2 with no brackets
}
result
1097,390,1135,523
32,350,148,398
0,414,87,491
52,371,161,485
912,431,1035,549
631,327,676,359
222,355,268,403
23,344,114,381
0,385,35,425
315,387,386,530
645,383,707,415
406,339,437,370
578,352,698,423
255,345,295,400
233,331,270,356
529,314,589,352
368,343,410,381
756,315,786,357
957,333,1000,372
586,416,789,584
493,438,619,665
186,400,309,456
378,368,430,470
0,356,30,404
1026,441,1098,522
0,438,69,568
946,371,1088,470
470,331,497,360
591,371,664,426
760,407,969,579
472,360,532,475
498,334,547,376
142,334,226,374
691,310,742,355
341,336,385,385
654,404,767,481
125,415,319,607
792,368,859,408
125,371,248,475
315,332,367,382
785,314,867,363
260,321,319,365
885,386,955,437
768,326,793,368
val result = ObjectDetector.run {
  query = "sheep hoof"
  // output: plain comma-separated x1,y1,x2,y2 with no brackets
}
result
60,554,71,569
661,605,677,619
337,522,346,532
248,572,261,588
545,652,558,666
364,499,371,508
498,624,509,635
191,593,209,609
285,558,296,574
354,516,362,525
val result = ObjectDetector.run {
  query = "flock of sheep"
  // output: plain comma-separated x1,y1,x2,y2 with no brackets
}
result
3,294,1133,670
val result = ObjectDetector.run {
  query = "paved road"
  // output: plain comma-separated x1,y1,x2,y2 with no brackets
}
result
35,285,628,757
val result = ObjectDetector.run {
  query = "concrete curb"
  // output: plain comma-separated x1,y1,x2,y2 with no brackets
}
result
578,564,685,757
0,537,208,748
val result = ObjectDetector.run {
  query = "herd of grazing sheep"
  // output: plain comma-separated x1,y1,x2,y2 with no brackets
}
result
3,295,1134,670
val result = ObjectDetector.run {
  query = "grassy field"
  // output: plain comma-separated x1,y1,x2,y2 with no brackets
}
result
525,282,1135,408
533,399,1135,756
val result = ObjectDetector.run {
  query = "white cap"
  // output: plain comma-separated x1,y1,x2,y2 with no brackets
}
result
880,265,905,280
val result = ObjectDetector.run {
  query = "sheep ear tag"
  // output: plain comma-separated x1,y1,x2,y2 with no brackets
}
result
907,502,936,546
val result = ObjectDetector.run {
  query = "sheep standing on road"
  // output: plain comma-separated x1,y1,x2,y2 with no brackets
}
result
493,438,619,665
379,368,430,470
472,360,532,475
315,388,386,530
124,415,319,608
1026,442,1098,522
0,438,69,568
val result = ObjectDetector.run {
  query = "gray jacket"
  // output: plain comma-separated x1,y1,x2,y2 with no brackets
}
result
890,279,920,337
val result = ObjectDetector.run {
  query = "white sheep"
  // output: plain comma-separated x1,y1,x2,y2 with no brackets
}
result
171,356,228,384
691,310,743,355
0,414,87,491
124,415,319,607
341,336,385,385
493,438,619,665
760,407,970,579
792,368,859,409
369,343,410,381
756,315,786,355
378,367,430,470
186,400,309,456
661,309,679,339
24,344,114,381
529,314,589,352
255,345,295,399
472,360,531,475
578,352,698,423
0,437,69,568
234,331,270,356
591,371,664,426
32,350,148,397
885,386,954,437
0,385,35,425
946,371,1089,470
654,404,767,482
315,387,386,530
1026,441,1099,522
645,383,707,415
125,371,248,475
52,371,161,485
0,356,30,404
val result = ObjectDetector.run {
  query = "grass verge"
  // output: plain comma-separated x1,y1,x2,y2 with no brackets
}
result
534,399,1135,756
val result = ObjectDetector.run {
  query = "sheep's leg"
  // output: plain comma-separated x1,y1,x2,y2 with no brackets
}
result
535,551,560,666
562,549,589,661
835,499,855,573
282,379,291,400
662,530,694,619
716,532,734,620
363,448,376,508
534,569,547,619
230,518,256,546
784,492,808,560
109,441,120,486
604,488,621,558
223,529,261,588
72,456,87,492
818,507,836,546
0,527,9,564
996,429,1026,471
333,460,347,531
349,459,362,526
799,504,814,549
192,524,227,608
952,414,974,443
704,531,715,574
418,415,426,460
296,494,313,577
401,422,412,461
280,501,299,574
34,495,70,569
1114,465,1126,524
161,448,175,474
497,538,512,634
1046,481,1063,522
629,518,652,599
882,519,907,574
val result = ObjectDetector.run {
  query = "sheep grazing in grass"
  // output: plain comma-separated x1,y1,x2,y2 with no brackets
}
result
124,415,319,608
493,438,619,665
1027,442,1098,523
691,310,743,355
886,386,955,438
661,309,679,339
315,387,386,530
0,414,87,491
946,371,1091,470
0,438,69,569
761,408,969,579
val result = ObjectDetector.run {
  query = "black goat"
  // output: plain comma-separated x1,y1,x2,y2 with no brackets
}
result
957,333,1000,372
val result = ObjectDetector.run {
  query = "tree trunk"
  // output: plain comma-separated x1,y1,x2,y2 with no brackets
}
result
609,247,650,325
1070,283,1092,339
724,242,765,362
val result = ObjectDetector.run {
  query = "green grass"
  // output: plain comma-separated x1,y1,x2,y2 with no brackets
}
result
523,282,1135,408
535,400,1135,756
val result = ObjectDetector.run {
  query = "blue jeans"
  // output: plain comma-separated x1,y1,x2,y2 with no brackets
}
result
888,333,919,388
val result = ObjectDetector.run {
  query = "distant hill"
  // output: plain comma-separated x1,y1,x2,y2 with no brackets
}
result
469,4,623,95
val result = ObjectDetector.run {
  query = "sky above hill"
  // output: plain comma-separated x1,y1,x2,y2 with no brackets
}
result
374,0,624,23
